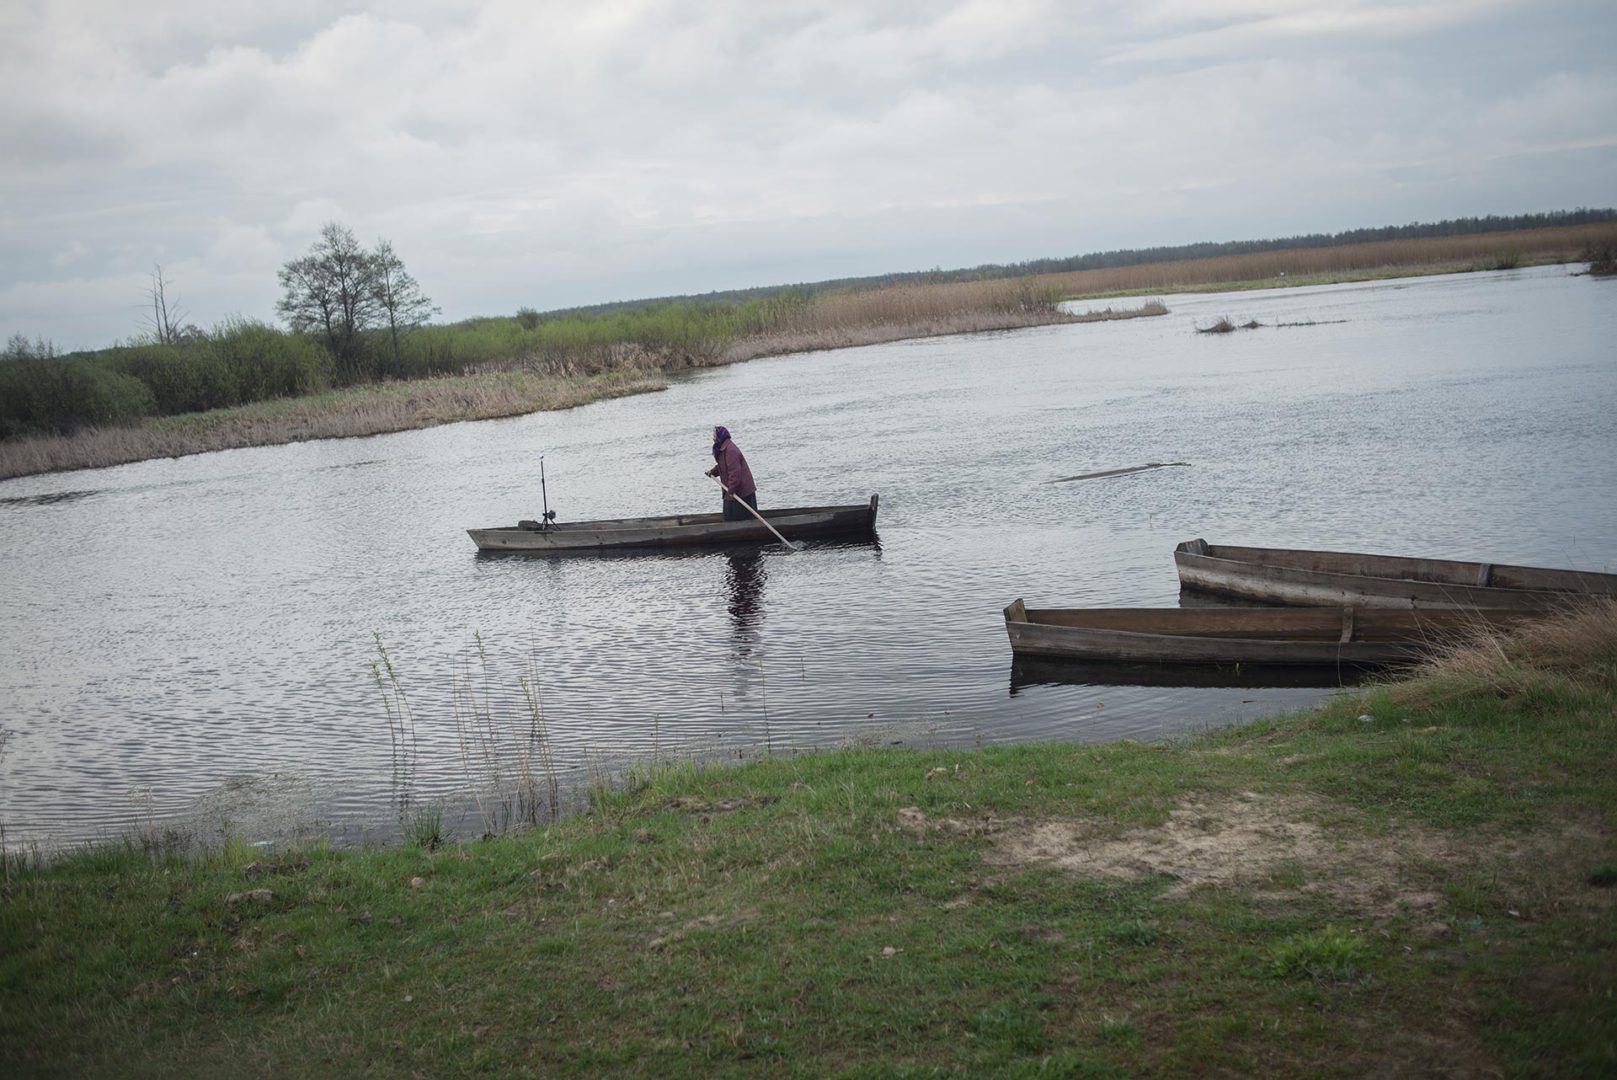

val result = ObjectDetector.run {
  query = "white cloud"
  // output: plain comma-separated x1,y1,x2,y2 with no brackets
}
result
1,0,1613,349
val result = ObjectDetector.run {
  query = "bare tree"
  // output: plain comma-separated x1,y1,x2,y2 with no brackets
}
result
277,224,439,381
276,223,383,382
371,240,439,367
141,264,189,345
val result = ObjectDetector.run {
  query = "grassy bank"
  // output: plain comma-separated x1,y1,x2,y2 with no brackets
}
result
1,281,1106,481
4,604,1614,1077
0,369,666,480
0,292,1144,481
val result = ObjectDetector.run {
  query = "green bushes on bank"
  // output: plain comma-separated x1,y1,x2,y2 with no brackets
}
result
0,351,156,438
208,319,332,402
2,321,335,438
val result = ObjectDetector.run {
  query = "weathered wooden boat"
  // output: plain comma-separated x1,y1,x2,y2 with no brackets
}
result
1003,600,1541,666
1175,539,1617,611
468,495,878,553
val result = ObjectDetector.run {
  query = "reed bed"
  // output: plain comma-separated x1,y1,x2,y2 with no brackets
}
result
721,276,1075,360
1040,222,1617,298
727,310,1118,362
0,368,663,480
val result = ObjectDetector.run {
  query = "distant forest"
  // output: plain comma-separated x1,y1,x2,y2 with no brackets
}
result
560,207,1617,317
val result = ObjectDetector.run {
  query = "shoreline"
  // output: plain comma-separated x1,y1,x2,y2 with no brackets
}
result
4,603,1613,1075
0,245,1591,483
0,304,1133,483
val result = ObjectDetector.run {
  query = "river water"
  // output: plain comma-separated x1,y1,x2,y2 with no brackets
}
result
2,266,1614,848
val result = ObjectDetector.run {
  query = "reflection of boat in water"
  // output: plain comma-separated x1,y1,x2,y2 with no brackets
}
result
1175,538,1617,610
1009,655,1373,691
468,496,878,553
1003,600,1541,667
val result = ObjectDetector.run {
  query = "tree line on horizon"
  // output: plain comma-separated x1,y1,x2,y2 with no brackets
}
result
2,208,1613,440
557,207,1617,316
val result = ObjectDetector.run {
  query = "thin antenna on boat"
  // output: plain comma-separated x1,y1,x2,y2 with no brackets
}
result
539,454,556,528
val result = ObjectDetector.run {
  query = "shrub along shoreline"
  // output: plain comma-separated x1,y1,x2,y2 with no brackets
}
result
2,603,1613,1077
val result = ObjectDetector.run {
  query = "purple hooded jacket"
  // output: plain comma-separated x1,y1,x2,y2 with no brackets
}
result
709,427,756,499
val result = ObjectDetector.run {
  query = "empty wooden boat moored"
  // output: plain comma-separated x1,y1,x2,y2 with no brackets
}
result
1003,600,1542,666
1175,539,1617,610
468,495,878,553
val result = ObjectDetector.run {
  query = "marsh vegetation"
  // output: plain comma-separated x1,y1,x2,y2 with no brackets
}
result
6,217,1612,480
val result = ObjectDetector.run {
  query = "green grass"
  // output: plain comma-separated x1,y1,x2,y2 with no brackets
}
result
3,610,1615,1077
1267,925,1370,981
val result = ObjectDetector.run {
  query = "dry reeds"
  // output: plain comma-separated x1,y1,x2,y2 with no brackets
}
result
1073,299,1170,322
1584,239,1617,276
725,287,1164,364
0,368,665,480
1196,316,1263,334
1042,223,1617,298
1392,600,1617,707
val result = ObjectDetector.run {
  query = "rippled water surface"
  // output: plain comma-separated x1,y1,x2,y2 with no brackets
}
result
3,267,1615,846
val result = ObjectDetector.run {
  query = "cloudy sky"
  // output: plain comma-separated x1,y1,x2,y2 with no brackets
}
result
4,0,1614,350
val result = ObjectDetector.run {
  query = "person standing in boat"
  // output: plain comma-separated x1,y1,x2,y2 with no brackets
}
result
706,425,758,521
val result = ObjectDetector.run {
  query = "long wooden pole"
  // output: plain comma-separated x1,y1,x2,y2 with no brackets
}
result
708,474,802,551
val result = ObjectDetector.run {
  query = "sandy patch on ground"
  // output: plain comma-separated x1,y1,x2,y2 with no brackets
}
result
905,792,1465,915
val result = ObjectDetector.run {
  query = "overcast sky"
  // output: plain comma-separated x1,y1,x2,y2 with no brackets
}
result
4,0,1614,351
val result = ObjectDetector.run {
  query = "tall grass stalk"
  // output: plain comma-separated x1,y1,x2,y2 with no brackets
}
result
371,634,418,812
758,657,772,756
451,635,561,835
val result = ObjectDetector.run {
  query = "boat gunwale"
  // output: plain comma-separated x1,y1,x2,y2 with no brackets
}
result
1174,538,1617,607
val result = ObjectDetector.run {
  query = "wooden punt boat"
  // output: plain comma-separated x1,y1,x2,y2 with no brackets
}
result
1003,600,1541,666
468,495,878,553
1175,539,1617,611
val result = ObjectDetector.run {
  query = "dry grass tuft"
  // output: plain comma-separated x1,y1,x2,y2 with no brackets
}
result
1392,600,1617,705
1073,299,1170,322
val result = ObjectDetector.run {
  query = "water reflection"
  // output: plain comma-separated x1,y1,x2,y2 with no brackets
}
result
725,552,767,642
0,489,99,508
1009,656,1377,692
